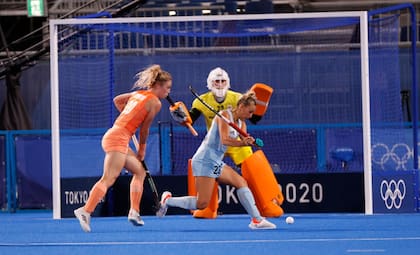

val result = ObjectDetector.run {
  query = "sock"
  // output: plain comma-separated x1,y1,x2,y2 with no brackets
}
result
167,196,197,210
237,187,262,221
130,177,143,212
84,182,107,214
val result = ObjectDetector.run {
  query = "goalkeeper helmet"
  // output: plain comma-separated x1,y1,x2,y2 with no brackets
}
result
207,67,230,100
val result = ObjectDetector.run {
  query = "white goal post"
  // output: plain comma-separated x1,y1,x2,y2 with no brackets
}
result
49,12,372,219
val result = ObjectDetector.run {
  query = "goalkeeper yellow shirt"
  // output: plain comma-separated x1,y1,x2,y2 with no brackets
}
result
192,90,242,129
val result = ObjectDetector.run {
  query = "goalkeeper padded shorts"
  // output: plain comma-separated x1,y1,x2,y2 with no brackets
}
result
225,145,253,165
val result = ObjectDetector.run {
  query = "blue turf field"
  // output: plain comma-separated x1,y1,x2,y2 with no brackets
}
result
1,211,420,255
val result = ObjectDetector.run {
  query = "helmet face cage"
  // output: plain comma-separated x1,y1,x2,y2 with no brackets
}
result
207,67,230,99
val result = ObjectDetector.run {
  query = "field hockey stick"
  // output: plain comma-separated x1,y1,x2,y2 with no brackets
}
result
189,86,263,148
131,135,161,212
166,95,198,136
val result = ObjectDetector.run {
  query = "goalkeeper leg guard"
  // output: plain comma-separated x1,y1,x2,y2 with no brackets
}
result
188,159,218,219
242,150,284,217
193,182,218,219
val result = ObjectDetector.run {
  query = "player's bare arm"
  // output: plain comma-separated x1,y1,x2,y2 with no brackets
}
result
237,121,255,145
113,92,133,112
218,112,254,147
137,98,161,160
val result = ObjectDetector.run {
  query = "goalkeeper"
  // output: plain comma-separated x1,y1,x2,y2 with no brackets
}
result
190,67,254,168
169,67,258,219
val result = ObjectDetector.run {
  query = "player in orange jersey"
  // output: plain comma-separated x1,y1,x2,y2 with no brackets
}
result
74,64,172,232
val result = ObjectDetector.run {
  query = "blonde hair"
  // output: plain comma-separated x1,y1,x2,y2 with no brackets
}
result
237,90,257,107
133,64,172,89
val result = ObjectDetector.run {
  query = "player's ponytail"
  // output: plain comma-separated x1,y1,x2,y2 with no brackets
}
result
133,64,171,89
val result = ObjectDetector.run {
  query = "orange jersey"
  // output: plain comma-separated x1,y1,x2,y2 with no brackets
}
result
114,90,157,134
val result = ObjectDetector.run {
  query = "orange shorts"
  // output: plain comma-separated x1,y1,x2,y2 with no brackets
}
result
101,126,132,154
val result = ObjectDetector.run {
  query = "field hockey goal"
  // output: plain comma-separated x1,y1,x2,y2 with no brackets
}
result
50,5,418,218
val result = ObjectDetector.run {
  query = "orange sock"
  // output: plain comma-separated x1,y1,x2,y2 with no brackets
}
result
130,177,143,212
84,182,107,214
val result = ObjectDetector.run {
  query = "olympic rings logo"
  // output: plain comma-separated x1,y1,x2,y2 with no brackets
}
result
380,179,406,209
371,143,417,170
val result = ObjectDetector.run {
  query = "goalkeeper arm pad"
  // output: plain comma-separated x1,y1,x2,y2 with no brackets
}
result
249,83,273,124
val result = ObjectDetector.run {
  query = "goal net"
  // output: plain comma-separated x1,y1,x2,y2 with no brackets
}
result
50,9,418,218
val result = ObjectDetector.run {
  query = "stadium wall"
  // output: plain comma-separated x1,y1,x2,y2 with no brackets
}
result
0,49,417,129
0,50,418,212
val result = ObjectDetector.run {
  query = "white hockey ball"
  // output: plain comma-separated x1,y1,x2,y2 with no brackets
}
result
285,216,294,224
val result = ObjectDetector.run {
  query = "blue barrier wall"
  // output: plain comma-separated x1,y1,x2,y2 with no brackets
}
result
1,126,419,211
325,127,363,172
372,170,418,213
2,130,163,211
171,127,318,175
60,172,365,217
15,135,52,209
0,135,5,210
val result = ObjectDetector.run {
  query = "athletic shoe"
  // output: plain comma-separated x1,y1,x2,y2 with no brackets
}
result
128,208,144,226
248,217,276,230
156,191,172,217
74,207,91,232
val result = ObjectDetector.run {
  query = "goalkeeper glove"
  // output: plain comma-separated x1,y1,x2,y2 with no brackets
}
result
169,101,192,126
